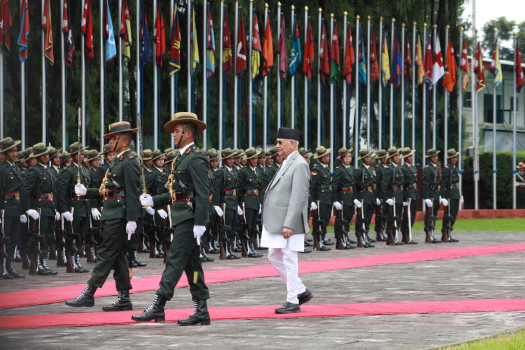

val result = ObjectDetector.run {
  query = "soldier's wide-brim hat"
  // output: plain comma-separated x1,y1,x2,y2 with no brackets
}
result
49,147,62,159
299,147,310,156
102,144,113,154
60,152,71,164
0,137,22,153
68,142,87,155
221,148,235,159
337,147,353,159
375,149,388,159
29,143,53,158
85,149,101,161
165,150,177,163
425,148,440,158
164,112,207,134
358,148,374,160
400,147,416,158
208,151,220,161
103,121,138,139
244,147,259,160
518,162,525,169
152,149,165,161
314,146,331,159
387,147,399,159
269,146,279,157
142,149,153,161
446,148,460,159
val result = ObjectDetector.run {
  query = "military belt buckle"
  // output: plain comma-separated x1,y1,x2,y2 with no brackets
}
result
15,193,20,201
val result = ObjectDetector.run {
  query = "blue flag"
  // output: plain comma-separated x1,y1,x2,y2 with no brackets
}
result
358,25,367,84
390,35,403,87
206,4,215,79
104,0,117,61
288,15,301,76
140,0,153,66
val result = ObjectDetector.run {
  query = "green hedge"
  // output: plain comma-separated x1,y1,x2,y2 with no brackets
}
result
461,152,525,209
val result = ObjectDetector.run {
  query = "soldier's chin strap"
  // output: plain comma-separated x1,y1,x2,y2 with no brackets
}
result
113,134,122,153
176,123,187,148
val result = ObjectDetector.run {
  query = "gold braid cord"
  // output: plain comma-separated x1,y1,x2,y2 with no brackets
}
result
165,156,177,202
99,169,110,197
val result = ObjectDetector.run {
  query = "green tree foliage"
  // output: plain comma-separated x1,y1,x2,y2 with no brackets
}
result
481,17,524,61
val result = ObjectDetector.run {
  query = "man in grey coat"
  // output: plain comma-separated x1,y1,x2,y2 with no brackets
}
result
261,128,313,314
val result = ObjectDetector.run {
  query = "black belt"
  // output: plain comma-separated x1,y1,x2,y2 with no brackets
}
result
172,190,195,200
106,190,125,197
72,196,87,201
320,185,331,190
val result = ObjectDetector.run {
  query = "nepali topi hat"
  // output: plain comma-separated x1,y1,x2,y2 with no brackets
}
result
277,127,300,141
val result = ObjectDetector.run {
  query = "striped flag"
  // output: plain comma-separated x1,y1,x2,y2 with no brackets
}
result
251,13,261,79
516,41,524,93
1,0,13,55
460,40,469,90
490,38,502,88
169,4,181,75
17,0,29,62
42,0,54,64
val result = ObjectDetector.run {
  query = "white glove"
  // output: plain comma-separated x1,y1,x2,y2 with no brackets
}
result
386,198,394,206
157,209,168,219
75,184,87,196
237,205,243,216
146,207,155,215
376,198,381,206
126,221,137,240
213,206,224,217
353,199,362,208
62,211,73,222
193,225,206,245
310,202,318,211
258,205,262,214
424,199,433,207
26,209,40,220
441,198,449,206
55,211,61,221
140,194,154,207
91,208,101,220
20,214,28,223
403,202,408,207
333,201,343,210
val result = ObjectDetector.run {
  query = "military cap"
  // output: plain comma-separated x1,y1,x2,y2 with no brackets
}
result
358,148,374,160
314,146,331,159
103,121,138,139
425,148,440,158
387,147,399,158
49,147,62,159
221,148,236,159
85,149,101,162
244,147,259,160
60,152,71,165
400,147,416,158
0,137,22,153
375,149,388,159
29,143,53,158
446,148,459,159
68,142,86,155
102,144,113,154
152,149,165,161
165,112,207,134
518,162,525,169
142,149,153,161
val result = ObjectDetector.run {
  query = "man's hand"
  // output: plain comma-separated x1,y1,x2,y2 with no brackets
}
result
193,225,206,245
146,207,155,215
157,209,168,219
91,208,101,220
20,214,27,223
75,184,87,196
237,206,243,216
126,221,137,240
386,198,394,206
333,201,342,210
282,227,293,239
353,199,362,208
424,199,433,207
310,202,317,211
140,194,154,207
213,206,224,217
441,198,449,206
62,211,73,222
26,209,40,220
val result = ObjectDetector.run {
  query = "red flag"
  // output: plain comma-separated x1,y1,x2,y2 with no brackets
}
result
120,0,130,41
423,35,433,87
251,14,262,78
236,14,247,76
169,5,181,75
319,20,329,84
474,42,485,92
277,15,286,79
1,0,13,55
262,15,273,77
517,42,524,93
302,18,314,80
460,40,470,90
443,38,457,92
343,26,355,84
81,0,94,62
153,0,166,67
42,0,54,64
329,20,340,84
222,12,233,75
17,0,29,62
370,29,380,82
404,36,411,81
62,0,74,67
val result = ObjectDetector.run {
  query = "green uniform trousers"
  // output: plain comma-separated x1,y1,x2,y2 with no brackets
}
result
4,215,20,258
401,199,417,233
40,215,55,257
319,203,332,234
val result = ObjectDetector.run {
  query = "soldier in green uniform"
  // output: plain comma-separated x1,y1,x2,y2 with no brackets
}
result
60,152,72,169
65,121,141,311
149,149,167,257
400,147,418,244
374,150,388,241
21,143,60,275
101,144,115,173
353,148,376,248
332,147,356,249
84,149,104,263
202,149,220,259
440,149,460,243
381,147,405,245
0,138,26,279
516,162,525,208
309,146,333,251
133,112,211,326
47,147,63,181
422,148,442,243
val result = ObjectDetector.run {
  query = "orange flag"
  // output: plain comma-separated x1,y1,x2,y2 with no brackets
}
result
42,0,54,64
415,34,424,86
443,38,457,92
262,15,273,77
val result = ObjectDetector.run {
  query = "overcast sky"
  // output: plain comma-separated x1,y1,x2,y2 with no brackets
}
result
463,0,523,33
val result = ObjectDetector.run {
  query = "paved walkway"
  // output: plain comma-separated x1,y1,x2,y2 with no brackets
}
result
1,230,524,349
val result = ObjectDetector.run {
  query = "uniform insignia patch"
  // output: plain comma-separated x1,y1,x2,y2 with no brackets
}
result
120,155,124,161
186,148,192,155
311,172,317,176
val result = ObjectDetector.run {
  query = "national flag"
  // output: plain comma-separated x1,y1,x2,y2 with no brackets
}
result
319,19,329,84
262,14,273,77
191,6,199,73
415,34,424,86
222,11,233,75
370,29,380,82
443,38,457,92
431,34,444,85
81,0,94,62
516,42,524,93
277,15,287,79
206,4,216,79
358,26,366,84
236,14,247,76
42,0,54,64
474,42,485,92
140,0,153,67
288,15,301,76
490,38,502,88
381,33,390,86
342,25,355,84
390,35,402,87
17,0,29,62
423,35,433,87
329,20,340,84
62,0,74,67
169,4,181,75
404,36,412,81
302,17,314,80
104,0,117,62
153,0,166,67
251,13,261,79
460,40,470,90
120,0,132,63
1,0,13,55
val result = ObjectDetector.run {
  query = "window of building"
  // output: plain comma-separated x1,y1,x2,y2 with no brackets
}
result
483,94,504,123
464,92,472,108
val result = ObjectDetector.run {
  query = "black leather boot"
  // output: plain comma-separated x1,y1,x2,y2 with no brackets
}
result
65,284,97,307
247,242,262,258
227,244,241,259
177,299,211,326
39,257,58,275
74,255,89,273
131,294,167,322
201,247,215,262
448,230,459,242
132,251,147,267
103,290,133,311
6,258,25,278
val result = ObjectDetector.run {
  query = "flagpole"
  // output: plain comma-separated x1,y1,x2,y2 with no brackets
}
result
317,7,322,148
219,1,224,152
304,6,309,148
100,0,104,151
203,2,208,150
355,15,360,166
412,22,416,150
389,18,394,147
422,23,427,175
153,0,158,150
136,0,140,150
492,28,497,210
81,0,86,145
170,0,175,149
512,32,518,209
342,11,347,149
401,23,405,150
42,0,47,143
444,25,449,167
276,2,281,132
187,0,192,113
0,20,3,138
378,17,383,151
290,6,295,129
458,27,464,205
263,3,268,148
366,16,370,147
61,0,66,150
432,24,437,149
118,0,123,122
233,0,239,148
473,29,479,210
248,0,253,146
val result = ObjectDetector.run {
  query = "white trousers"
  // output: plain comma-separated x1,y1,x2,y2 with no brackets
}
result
267,247,306,304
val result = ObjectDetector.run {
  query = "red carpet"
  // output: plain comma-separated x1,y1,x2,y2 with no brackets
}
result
1,299,524,329
2,243,525,310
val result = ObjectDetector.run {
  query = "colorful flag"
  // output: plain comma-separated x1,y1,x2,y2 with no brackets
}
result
370,29,380,82
329,20,340,84
222,11,233,75
390,35,402,87
251,13,261,79
516,42,524,93
358,26,366,84
154,0,166,67
460,40,470,90
104,0,117,62
343,25,355,84
288,15,301,76
423,35,433,87
206,5,215,79
404,36,412,81
42,0,54,64
81,0,94,62
443,38,457,92
381,33,390,86
169,4,181,75
490,38,502,87
262,14,273,77
17,0,29,62
140,0,153,67
1,0,13,55
415,34,424,86
191,6,199,73
319,19,329,84
302,18,314,80
236,14,247,76
474,42,485,92
277,15,287,79
62,0,74,67
120,0,132,62
431,34,444,85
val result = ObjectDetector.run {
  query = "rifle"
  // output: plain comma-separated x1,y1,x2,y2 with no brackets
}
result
424,198,439,243
64,208,79,273
310,201,323,250
355,200,367,247
161,205,174,263
374,199,386,241
55,214,66,267
20,222,30,269
28,210,43,275
392,198,400,244
334,204,349,249
76,107,83,199
145,212,159,258
217,203,231,260
0,210,10,274
442,198,453,242
238,203,249,257
407,198,413,243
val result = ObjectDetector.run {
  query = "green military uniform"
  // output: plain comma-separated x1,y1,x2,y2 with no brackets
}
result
310,146,333,249
353,149,376,247
381,148,404,245
422,148,442,243
400,148,418,244
374,150,389,241
331,148,356,248
440,149,461,243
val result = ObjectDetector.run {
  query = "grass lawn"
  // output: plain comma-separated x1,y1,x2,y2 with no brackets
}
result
438,329,525,349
